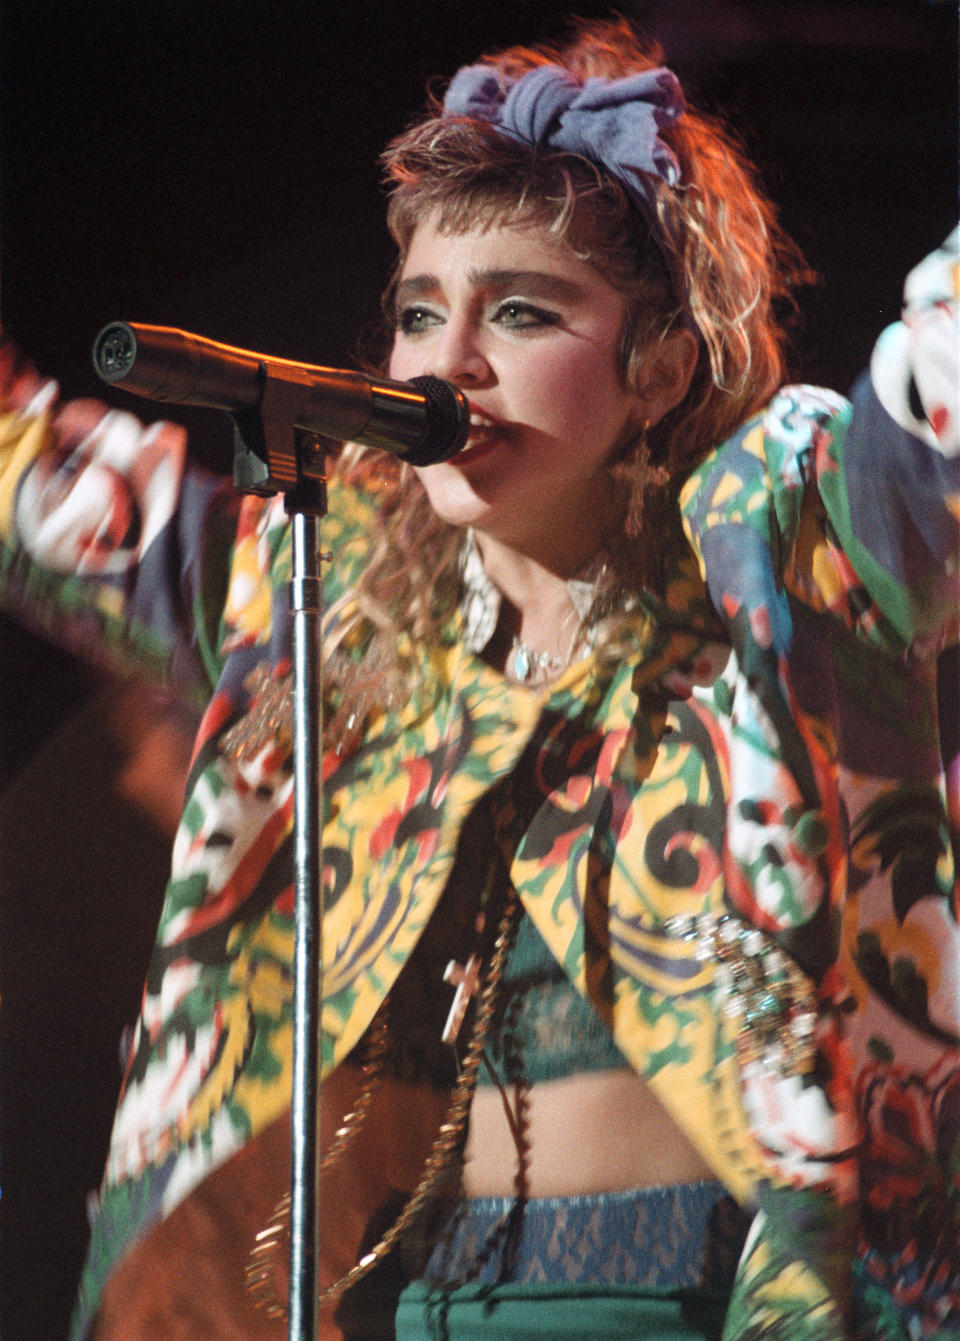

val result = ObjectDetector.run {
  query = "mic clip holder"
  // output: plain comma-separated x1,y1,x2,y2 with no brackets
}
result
231,366,330,516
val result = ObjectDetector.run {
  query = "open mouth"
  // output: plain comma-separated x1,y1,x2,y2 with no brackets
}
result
454,409,505,460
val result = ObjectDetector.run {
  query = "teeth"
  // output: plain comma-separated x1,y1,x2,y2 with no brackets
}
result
469,412,496,429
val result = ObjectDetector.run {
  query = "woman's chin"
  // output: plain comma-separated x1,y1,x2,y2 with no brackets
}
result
415,460,507,528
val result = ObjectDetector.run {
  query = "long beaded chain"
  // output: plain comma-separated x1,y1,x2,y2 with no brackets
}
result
245,886,519,1319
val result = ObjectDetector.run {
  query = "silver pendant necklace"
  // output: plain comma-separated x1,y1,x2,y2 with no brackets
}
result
508,635,570,685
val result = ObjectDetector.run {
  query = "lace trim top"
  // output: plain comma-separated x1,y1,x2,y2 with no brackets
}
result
477,906,628,1088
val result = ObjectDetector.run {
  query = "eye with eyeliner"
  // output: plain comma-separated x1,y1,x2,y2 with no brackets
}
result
395,297,562,338
490,299,562,331
395,304,443,336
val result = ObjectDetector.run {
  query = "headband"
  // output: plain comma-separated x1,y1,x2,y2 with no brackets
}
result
442,62,686,220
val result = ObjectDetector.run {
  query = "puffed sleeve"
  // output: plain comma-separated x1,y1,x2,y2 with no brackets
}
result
808,229,959,653
0,330,240,701
682,232,959,667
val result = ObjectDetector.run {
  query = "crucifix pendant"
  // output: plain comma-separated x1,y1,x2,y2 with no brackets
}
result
441,953,482,1046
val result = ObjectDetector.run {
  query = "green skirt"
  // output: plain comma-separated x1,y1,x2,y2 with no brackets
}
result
335,1184,744,1340
394,1281,730,1340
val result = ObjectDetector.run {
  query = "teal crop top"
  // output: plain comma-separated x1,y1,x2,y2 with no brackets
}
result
478,907,629,1088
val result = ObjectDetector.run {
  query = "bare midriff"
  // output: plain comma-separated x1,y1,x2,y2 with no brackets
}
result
462,1066,715,1199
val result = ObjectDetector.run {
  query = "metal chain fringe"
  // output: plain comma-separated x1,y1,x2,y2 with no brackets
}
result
245,888,518,1319
245,1002,390,1316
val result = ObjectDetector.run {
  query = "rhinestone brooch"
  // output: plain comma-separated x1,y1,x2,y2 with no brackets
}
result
665,912,818,1078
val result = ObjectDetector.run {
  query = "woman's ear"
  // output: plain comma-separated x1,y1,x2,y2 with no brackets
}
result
632,328,699,426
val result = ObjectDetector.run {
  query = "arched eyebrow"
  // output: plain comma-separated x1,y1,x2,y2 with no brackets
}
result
393,275,439,307
394,269,586,309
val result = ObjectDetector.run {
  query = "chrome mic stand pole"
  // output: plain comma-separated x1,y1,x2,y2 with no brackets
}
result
287,494,325,1341
232,406,330,1341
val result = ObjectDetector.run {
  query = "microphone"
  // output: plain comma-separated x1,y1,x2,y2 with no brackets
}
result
92,321,469,468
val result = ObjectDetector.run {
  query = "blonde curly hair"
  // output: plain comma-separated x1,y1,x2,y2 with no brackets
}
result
324,17,809,711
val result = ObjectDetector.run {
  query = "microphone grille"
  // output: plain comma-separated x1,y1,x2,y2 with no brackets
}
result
407,375,469,465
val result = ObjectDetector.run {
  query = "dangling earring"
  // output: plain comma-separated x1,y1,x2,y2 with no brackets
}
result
613,423,668,540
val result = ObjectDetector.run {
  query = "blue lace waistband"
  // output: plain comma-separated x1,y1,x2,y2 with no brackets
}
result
413,1181,751,1291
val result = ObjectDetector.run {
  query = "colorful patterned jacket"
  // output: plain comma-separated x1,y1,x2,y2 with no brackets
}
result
0,235,957,1339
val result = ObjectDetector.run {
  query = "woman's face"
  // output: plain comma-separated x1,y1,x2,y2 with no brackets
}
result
387,214,647,569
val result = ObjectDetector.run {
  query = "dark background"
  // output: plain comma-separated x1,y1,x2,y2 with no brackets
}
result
0,1,956,1337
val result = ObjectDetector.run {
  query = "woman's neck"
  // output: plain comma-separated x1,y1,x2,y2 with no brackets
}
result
473,532,596,681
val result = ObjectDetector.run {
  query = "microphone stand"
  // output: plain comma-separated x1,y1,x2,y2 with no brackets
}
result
90,322,467,1339
233,394,332,1341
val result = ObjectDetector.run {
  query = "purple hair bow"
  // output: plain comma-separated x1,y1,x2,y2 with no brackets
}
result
442,62,686,214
